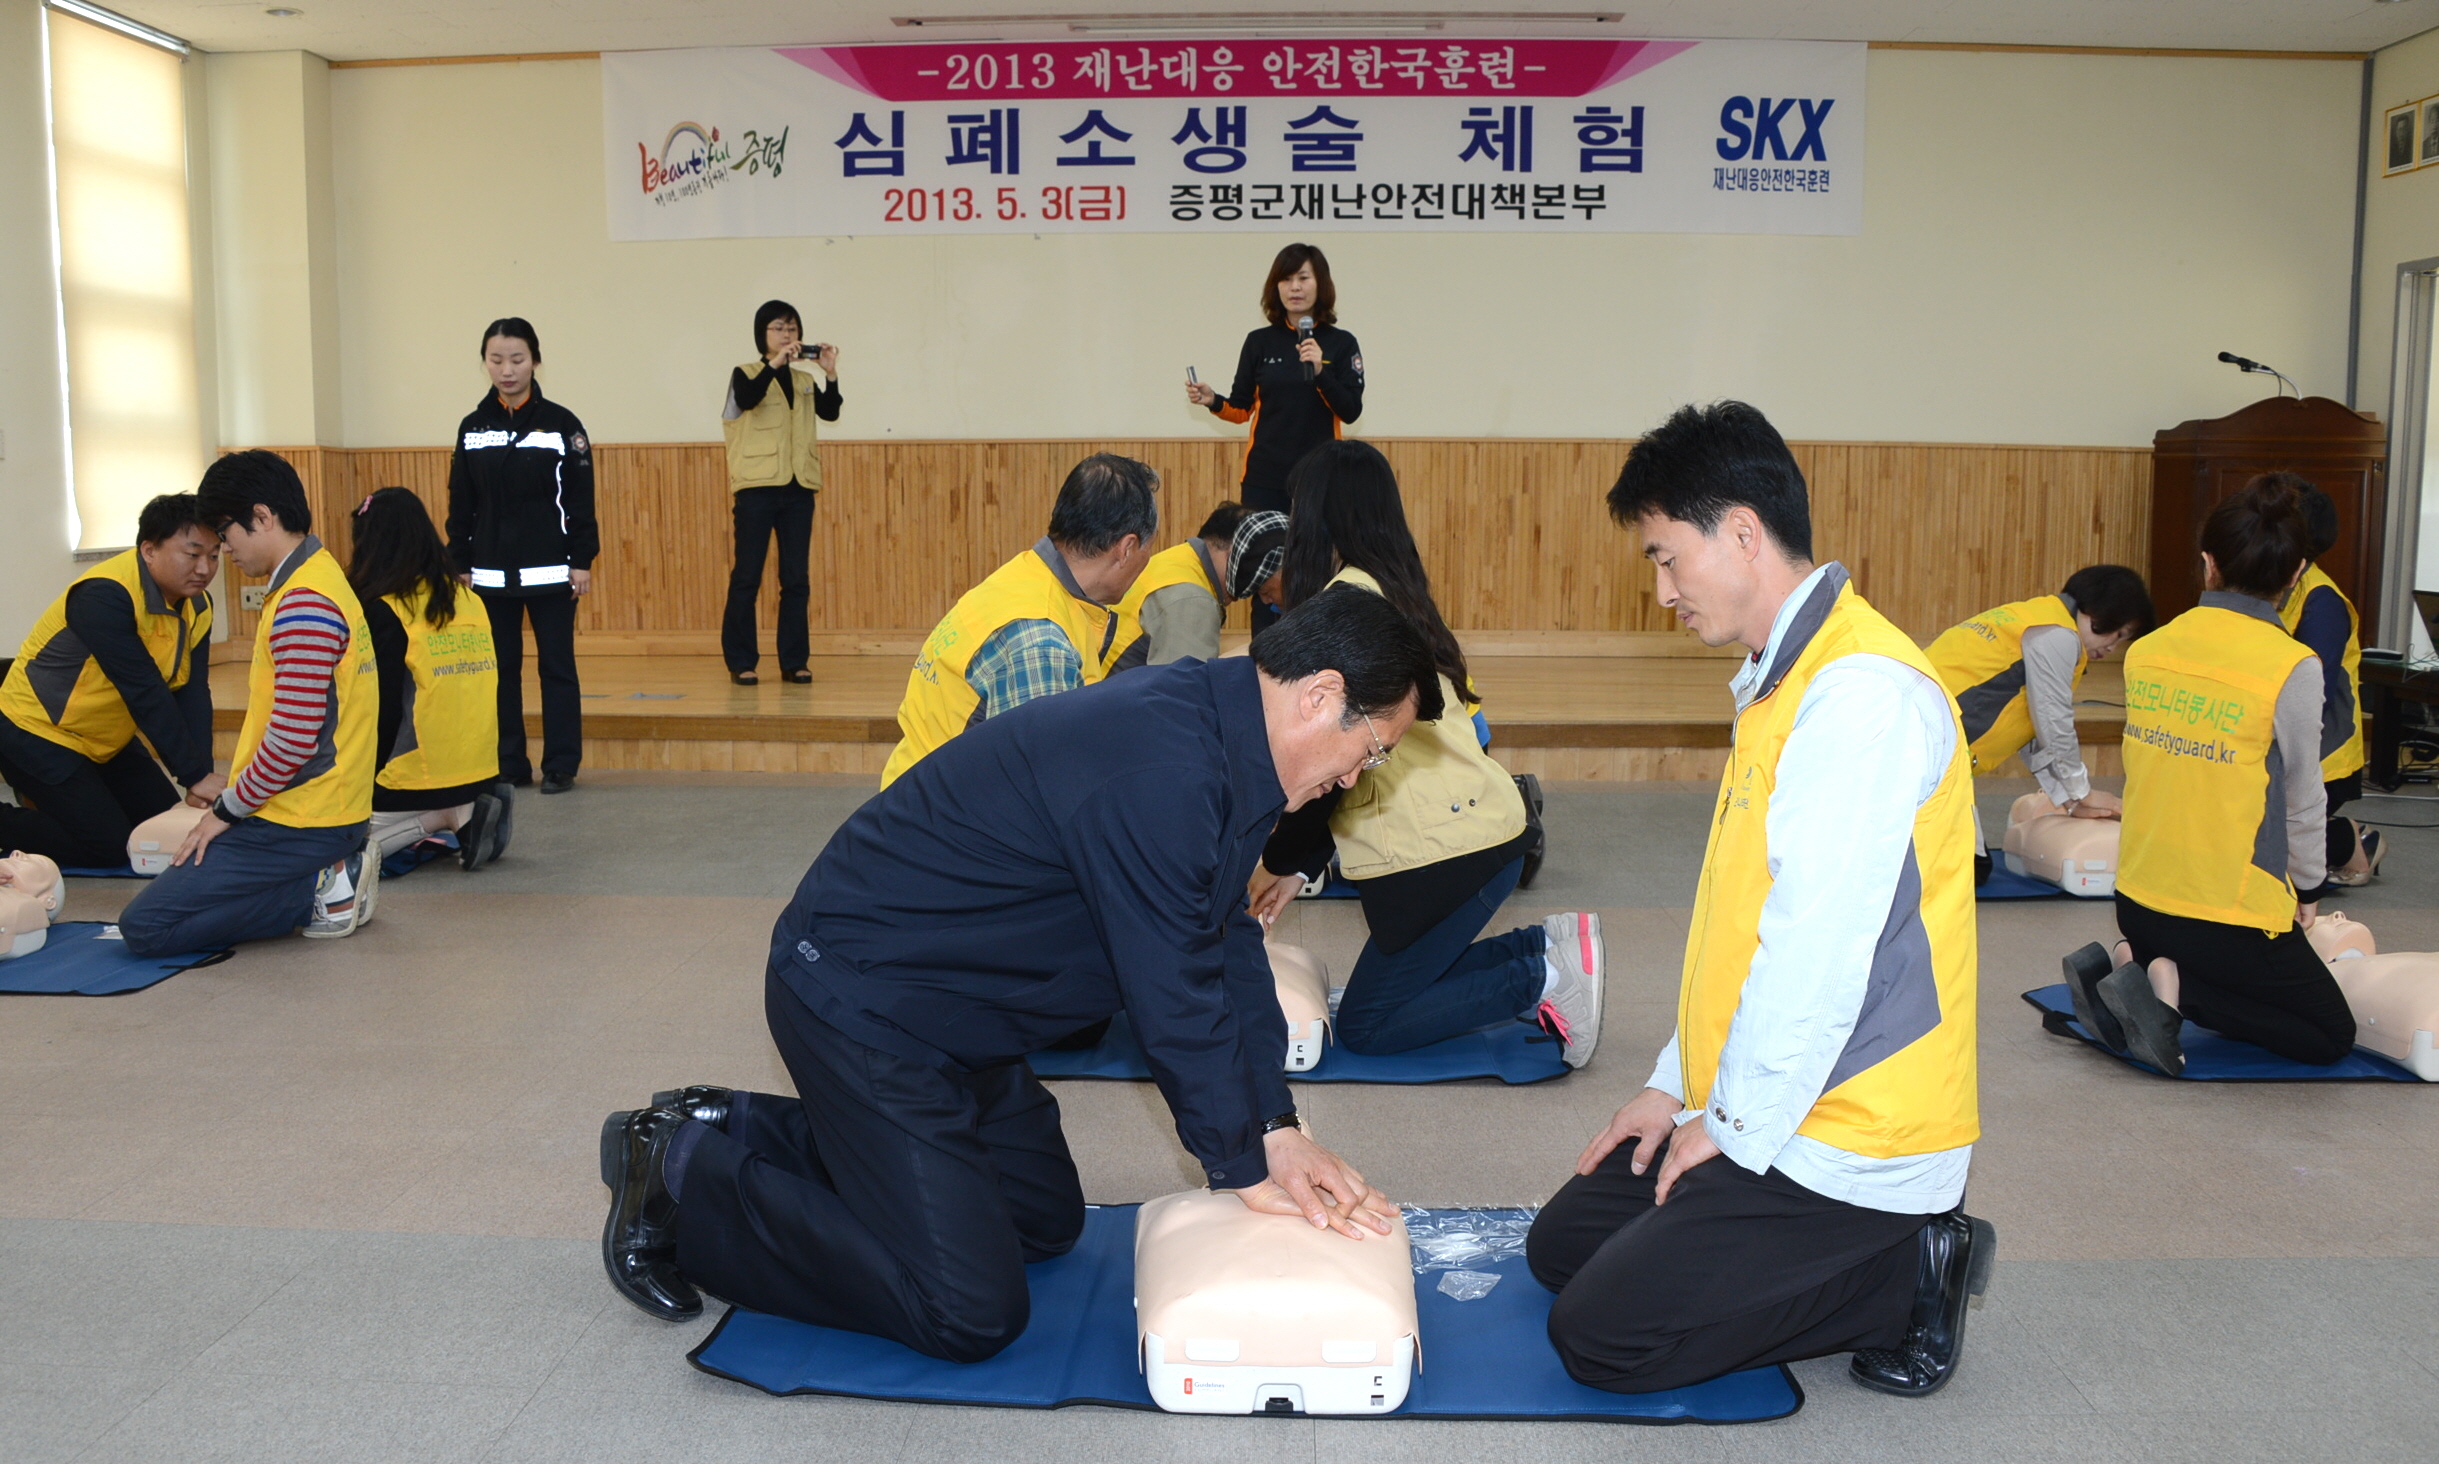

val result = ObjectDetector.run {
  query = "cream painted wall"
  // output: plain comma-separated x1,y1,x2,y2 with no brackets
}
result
2356,26,2439,654
205,49,343,446
323,47,2359,451
0,0,77,637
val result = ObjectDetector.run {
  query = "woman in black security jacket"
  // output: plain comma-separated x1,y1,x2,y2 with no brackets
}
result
445,317,597,794
1187,244,1365,626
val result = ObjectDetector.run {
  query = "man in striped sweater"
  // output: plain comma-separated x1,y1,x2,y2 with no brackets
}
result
119,452,381,957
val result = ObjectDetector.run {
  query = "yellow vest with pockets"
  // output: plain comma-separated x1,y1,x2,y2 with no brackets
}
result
723,360,826,493
1102,540,1221,676
377,586,502,793
233,541,377,828
1679,571,1981,1160
1924,593,2082,773
2118,603,2314,932
2276,563,2366,782
882,546,1115,787
0,549,211,763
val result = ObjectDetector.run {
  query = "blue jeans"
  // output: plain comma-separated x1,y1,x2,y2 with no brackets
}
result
117,816,367,957
1335,855,1545,1055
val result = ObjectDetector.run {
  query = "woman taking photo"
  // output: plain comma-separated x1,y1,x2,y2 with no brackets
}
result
1188,244,1364,623
1247,441,1602,1067
2067,474,2352,1075
721,299,841,686
445,318,595,794
349,488,508,871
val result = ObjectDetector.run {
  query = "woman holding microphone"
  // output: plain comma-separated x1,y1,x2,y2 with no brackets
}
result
445,318,595,795
721,299,841,686
1188,245,1364,625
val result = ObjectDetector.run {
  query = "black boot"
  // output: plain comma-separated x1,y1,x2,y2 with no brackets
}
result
1850,1211,1996,1397
649,1085,734,1129
599,1107,701,1321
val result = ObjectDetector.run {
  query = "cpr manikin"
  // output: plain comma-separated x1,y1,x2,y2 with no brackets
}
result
1135,1187,1417,1415
0,850,63,921
128,804,208,876
2304,913,2439,1080
2001,793,2118,897
0,850,56,959
1269,941,1331,1072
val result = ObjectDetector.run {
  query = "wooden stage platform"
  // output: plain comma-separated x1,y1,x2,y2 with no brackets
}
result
209,632,2128,782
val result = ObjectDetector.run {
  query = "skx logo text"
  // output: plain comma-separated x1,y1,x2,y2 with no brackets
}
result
1715,97,1834,161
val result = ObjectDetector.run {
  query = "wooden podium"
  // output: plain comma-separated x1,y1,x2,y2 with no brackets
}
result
2150,396,2387,635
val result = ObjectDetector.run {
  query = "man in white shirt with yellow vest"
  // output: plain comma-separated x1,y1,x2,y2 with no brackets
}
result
1527,402,1993,1400
117,453,380,957
881,454,1157,788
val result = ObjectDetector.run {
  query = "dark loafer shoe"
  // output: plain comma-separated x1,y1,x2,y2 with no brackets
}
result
458,794,505,872
489,782,516,862
1850,1211,1996,1397
650,1085,734,1130
540,773,576,795
599,1107,701,1321
2098,963,2186,1077
2061,942,2127,1051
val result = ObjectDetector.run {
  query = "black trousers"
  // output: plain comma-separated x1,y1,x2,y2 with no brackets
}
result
672,968,1086,1363
482,588,581,782
0,738,180,868
1525,1133,1927,1394
2325,772,2362,870
721,484,816,674
2115,893,2357,1064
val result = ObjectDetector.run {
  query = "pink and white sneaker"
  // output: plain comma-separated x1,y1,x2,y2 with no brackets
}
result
1535,911,1605,1068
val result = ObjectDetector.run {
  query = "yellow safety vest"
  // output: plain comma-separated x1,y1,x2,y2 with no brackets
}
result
1321,567,1526,878
2119,603,2314,931
376,586,501,793
232,541,376,828
1924,593,2083,773
1679,574,1980,1159
881,544,1115,787
1102,540,1222,676
0,549,211,763
722,359,825,493
2276,562,2367,782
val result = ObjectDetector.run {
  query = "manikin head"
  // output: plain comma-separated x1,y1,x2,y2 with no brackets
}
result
2059,564,2154,661
135,494,219,605
197,451,313,580
0,888,46,958
1250,585,1442,809
1608,401,1816,655
0,850,61,916
1048,453,1161,604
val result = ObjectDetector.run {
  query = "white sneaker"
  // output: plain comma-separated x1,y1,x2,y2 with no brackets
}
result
1535,912,1604,1068
303,844,380,939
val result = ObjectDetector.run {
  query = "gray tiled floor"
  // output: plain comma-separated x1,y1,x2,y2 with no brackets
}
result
10,773,2438,1462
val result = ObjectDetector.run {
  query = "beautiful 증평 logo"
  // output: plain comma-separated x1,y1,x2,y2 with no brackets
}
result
637,121,790,205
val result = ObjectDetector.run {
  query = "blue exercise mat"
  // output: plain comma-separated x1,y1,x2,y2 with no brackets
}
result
381,832,458,879
2023,984,2425,1082
689,1204,1802,1424
1027,1009,1569,1086
0,921,231,996
1978,865,2068,900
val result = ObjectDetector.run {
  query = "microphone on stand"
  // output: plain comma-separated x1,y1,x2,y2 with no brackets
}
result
1296,315,1316,382
2217,350,2298,397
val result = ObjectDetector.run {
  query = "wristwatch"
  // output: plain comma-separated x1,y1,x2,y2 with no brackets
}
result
1259,1111,1301,1136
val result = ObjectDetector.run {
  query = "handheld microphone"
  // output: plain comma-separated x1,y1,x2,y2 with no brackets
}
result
1296,315,1316,382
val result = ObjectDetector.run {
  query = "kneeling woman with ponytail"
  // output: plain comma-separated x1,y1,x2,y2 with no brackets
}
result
350,488,510,871
2072,475,2353,1074
1248,441,1604,1067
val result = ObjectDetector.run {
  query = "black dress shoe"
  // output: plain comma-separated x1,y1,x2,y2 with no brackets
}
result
488,782,515,862
599,1107,701,1321
540,773,576,795
650,1085,734,1130
2061,942,2127,1050
1850,1211,1996,1397
458,794,505,872
2098,963,2186,1077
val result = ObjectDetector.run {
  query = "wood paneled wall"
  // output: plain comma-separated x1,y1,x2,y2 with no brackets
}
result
222,439,2151,644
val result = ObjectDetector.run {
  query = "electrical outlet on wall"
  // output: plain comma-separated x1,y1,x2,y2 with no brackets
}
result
241,584,267,610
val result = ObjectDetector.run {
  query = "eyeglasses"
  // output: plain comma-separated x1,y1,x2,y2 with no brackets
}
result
1359,714,1392,771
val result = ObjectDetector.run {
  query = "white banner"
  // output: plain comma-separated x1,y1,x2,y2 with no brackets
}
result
602,38,1864,240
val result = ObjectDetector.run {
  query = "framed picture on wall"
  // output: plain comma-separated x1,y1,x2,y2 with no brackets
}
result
2389,100,2419,174
2423,100,2439,163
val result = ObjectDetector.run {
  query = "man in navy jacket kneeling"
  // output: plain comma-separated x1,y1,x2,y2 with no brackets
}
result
599,585,1441,1360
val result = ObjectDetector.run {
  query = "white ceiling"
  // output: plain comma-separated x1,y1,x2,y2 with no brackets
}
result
88,1,2439,64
